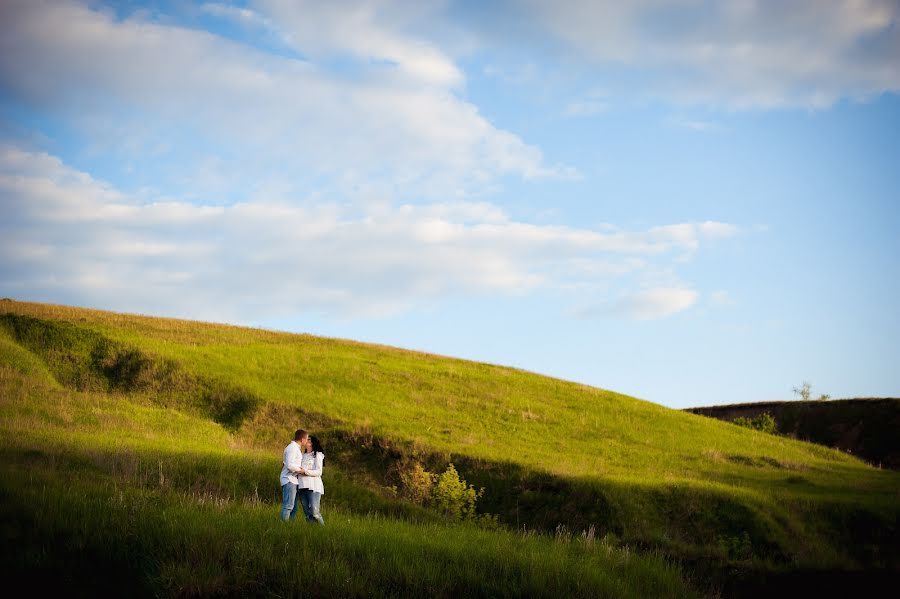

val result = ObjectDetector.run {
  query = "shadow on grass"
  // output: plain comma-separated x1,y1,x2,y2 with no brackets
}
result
0,313,261,430
0,461,693,599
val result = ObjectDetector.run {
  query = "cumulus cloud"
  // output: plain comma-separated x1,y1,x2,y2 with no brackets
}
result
524,0,900,108
620,287,699,320
253,0,465,88
0,0,568,203
0,146,734,321
0,2,744,324
575,287,700,321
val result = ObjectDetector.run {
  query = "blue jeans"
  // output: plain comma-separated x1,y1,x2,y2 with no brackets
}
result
299,489,325,525
280,483,300,522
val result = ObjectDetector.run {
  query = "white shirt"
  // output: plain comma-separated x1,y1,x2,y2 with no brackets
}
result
297,451,325,494
280,441,303,486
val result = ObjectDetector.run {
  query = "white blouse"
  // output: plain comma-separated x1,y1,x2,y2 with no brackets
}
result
298,451,325,494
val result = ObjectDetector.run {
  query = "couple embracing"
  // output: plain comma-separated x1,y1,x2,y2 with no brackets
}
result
280,429,325,525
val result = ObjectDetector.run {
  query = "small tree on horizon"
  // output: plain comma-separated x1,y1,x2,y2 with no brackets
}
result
793,381,830,401
792,381,812,401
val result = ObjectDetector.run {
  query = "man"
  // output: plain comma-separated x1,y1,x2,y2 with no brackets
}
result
280,429,307,522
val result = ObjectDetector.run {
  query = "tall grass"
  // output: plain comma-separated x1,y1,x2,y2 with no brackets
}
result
1,472,692,598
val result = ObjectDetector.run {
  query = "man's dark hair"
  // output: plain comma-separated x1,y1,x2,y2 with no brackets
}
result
293,429,308,441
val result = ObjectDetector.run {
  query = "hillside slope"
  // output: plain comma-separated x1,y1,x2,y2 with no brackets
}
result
1,361,687,598
1,299,898,595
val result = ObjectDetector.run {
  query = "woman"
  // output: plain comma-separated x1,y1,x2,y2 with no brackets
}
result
297,435,325,525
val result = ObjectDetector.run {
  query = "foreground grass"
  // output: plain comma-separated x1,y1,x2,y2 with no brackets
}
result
1,475,691,598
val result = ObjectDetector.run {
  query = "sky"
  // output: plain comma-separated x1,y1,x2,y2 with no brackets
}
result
1,0,898,409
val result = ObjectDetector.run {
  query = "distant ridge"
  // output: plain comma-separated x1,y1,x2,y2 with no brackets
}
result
686,398,900,470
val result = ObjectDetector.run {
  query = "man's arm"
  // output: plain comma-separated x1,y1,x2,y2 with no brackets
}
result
302,452,324,477
285,444,303,474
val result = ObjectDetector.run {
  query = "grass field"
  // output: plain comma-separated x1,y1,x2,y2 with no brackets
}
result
1,299,898,596
0,354,689,597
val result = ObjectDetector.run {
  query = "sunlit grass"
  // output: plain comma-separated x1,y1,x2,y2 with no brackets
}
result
1,300,863,478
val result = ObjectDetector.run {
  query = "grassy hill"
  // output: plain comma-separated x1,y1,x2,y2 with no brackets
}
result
1,299,898,596
686,399,900,470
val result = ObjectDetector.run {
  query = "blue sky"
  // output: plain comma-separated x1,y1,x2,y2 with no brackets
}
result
1,0,898,408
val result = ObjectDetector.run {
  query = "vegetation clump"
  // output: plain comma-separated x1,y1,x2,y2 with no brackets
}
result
432,463,482,521
400,461,498,528
793,381,831,401
399,461,436,505
732,412,777,434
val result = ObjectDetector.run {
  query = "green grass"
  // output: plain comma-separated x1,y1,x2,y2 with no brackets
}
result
1,298,898,595
0,364,690,598
0,326,60,387
1,473,688,598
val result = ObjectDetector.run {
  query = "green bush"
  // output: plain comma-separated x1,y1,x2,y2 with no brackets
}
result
433,463,483,521
400,461,490,523
717,531,753,561
732,413,777,435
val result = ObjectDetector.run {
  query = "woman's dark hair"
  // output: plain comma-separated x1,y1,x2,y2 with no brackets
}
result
309,435,325,455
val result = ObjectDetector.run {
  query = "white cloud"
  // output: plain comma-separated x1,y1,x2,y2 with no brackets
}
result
255,0,465,88
201,3,274,29
524,0,900,108
0,146,733,322
0,3,745,324
0,0,569,202
698,221,739,239
616,287,700,320
573,287,700,320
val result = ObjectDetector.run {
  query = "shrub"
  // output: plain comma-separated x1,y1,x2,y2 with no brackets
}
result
198,380,261,430
717,531,753,561
732,413,777,435
476,512,500,530
399,461,435,505
432,463,483,521
400,461,489,523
